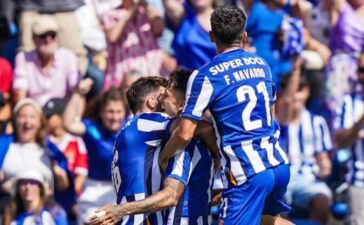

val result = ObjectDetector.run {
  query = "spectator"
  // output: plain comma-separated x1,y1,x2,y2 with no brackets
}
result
162,0,216,70
0,57,12,96
0,58,12,135
43,98,88,217
16,0,88,74
0,98,69,197
328,0,364,54
334,54,364,225
102,0,164,89
63,79,126,224
277,70,333,224
12,15,80,106
2,170,68,225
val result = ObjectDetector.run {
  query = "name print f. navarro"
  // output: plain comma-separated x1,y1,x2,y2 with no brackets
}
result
209,56,268,85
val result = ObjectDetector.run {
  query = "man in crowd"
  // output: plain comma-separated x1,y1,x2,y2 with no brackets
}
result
334,54,364,225
12,15,79,106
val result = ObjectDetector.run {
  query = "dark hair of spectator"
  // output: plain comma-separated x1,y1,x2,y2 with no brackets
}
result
210,5,247,45
85,87,126,123
167,68,192,95
126,77,167,114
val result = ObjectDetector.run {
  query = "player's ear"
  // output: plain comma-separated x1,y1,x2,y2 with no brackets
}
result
209,31,216,43
241,31,248,48
146,96,157,111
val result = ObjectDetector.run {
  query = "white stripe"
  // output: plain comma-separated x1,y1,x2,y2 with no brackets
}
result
191,77,214,118
288,124,301,172
197,216,203,225
275,141,289,164
184,70,199,112
167,207,176,225
137,118,167,132
133,214,144,225
171,150,185,177
145,140,162,147
241,141,266,173
224,145,247,184
187,146,201,180
133,194,146,225
260,137,280,166
221,197,228,218
343,96,353,129
301,110,315,156
181,217,189,225
151,147,162,193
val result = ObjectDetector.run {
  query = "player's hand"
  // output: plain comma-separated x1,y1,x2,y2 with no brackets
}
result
89,204,124,225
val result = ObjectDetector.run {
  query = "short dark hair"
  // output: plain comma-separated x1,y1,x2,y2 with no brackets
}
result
126,76,167,114
211,5,247,45
167,68,192,97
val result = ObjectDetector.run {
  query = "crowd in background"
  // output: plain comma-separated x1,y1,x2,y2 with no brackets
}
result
0,0,364,224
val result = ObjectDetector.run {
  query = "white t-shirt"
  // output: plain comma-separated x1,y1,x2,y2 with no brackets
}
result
2,142,54,191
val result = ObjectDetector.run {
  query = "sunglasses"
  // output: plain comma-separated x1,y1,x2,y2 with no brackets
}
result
18,179,41,186
358,67,364,74
38,31,57,40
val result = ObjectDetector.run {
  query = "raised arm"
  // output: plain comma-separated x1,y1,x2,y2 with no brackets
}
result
140,0,165,36
103,3,137,44
63,78,93,136
275,58,302,125
162,0,185,28
89,178,185,225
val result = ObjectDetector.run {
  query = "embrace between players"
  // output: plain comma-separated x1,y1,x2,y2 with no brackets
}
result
90,5,294,225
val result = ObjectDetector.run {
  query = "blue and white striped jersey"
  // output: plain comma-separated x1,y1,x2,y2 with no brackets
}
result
280,109,332,181
182,48,288,187
112,112,173,209
147,139,214,225
335,93,364,187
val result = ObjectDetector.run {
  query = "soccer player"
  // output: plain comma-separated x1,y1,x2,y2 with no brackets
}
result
159,6,292,225
89,74,219,225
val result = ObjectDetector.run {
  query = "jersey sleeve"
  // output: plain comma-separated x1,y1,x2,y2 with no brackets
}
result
334,95,353,130
182,70,214,121
137,113,174,147
165,150,191,186
313,116,333,153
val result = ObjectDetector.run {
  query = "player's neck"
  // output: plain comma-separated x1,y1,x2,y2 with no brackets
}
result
216,44,242,54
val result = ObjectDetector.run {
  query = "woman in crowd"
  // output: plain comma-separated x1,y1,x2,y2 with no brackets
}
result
2,170,67,225
162,0,217,70
63,78,126,225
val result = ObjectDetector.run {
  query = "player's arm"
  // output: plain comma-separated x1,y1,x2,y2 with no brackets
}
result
194,120,221,170
162,0,184,28
63,78,93,136
89,178,185,225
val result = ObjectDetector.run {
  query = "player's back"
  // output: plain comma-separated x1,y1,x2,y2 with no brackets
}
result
112,112,172,204
182,49,288,186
